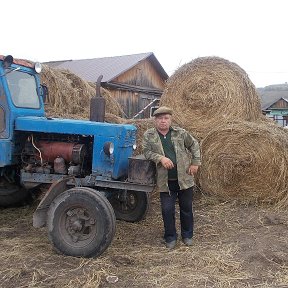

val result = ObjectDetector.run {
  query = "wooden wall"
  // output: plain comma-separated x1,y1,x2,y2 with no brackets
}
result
270,99,288,109
112,90,159,118
106,59,165,119
114,59,166,89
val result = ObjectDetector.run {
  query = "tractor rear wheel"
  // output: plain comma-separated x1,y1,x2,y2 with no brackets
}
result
47,187,116,258
108,190,150,222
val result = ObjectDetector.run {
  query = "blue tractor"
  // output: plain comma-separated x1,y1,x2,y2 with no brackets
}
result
0,55,155,257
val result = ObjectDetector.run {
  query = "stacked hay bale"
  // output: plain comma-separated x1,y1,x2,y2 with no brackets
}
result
41,64,124,120
199,121,288,205
161,57,263,140
161,56,288,206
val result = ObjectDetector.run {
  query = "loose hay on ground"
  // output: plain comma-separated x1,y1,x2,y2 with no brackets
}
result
1,197,288,287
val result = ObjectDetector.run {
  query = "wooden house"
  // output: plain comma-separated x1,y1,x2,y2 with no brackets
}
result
45,52,168,119
258,85,288,126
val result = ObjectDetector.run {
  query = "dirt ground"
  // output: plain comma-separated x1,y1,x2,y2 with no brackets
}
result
0,191,288,288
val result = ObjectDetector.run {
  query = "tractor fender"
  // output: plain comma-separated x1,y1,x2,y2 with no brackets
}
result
33,176,75,228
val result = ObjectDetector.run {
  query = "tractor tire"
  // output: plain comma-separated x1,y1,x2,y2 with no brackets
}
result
0,177,29,207
47,187,116,258
108,190,150,222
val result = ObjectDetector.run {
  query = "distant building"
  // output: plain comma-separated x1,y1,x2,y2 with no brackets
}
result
258,85,288,127
44,52,168,119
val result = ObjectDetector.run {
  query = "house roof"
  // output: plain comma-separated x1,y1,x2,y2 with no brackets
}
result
257,89,288,110
44,52,168,83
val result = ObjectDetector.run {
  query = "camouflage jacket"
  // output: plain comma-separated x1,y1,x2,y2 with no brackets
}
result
142,126,201,192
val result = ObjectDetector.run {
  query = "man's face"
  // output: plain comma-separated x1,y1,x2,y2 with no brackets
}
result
154,114,172,131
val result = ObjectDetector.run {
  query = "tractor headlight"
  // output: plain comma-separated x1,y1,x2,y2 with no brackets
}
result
103,142,114,156
133,143,137,150
34,62,42,73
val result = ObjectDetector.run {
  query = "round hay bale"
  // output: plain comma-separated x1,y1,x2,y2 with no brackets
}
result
199,121,288,205
161,57,262,140
41,65,124,119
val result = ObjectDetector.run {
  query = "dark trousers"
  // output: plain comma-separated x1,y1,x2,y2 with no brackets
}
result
160,180,194,243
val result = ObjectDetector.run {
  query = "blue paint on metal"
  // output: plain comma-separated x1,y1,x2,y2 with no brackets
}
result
15,116,134,135
0,60,46,166
0,58,137,180
15,116,137,179
0,141,13,167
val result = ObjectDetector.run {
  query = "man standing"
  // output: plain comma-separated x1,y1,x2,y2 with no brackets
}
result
143,106,201,249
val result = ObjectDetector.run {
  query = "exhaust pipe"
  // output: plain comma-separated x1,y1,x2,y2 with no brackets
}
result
90,75,105,122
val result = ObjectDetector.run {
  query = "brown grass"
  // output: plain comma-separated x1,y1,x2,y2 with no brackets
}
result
0,195,288,287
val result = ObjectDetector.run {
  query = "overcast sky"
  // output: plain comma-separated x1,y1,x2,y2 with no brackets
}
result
2,0,287,88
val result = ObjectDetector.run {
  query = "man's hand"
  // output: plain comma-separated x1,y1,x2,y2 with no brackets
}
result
160,157,174,169
188,165,199,175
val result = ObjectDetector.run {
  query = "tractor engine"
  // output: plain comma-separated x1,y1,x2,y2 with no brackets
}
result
21,135,87,176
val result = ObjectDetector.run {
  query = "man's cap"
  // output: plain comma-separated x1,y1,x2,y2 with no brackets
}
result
153,106,173,116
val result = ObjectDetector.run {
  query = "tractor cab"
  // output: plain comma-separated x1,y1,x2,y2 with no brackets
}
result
0,55,46,166
0,55,46,116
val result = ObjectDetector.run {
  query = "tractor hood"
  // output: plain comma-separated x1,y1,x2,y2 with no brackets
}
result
15,116,136,136
15,116,137,180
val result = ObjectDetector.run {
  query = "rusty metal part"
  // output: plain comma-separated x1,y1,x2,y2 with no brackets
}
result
65,206,96,243
36,141,85,164
0,55,35,68
33,176,73,228
90,75,105,122
54,157,67,174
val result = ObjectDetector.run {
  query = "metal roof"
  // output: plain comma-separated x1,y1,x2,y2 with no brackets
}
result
44,52,168,83
258,89,288,110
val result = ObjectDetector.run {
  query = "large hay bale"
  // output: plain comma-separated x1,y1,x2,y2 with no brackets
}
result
41,65,124,119
161,57,263,140
199,121,288,206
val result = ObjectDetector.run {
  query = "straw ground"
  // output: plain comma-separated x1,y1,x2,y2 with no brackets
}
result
0,191,288,288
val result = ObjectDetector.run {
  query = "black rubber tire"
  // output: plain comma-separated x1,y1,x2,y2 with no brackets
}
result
0,178,29,207
108,190,150,222
47,187,116,258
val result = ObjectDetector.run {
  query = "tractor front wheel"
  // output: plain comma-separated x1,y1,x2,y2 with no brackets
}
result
47,187,116,258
